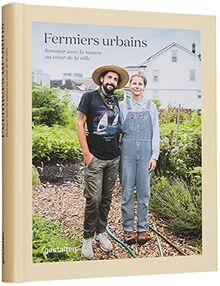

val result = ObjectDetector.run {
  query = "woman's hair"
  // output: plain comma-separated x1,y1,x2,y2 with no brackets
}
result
129,71,147,86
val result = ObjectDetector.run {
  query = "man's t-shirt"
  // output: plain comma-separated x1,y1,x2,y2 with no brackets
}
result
77,90,121,160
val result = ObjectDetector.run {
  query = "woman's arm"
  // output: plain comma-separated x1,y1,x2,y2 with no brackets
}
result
151,102,160,161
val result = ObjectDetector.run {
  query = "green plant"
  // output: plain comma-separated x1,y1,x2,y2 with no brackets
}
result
159,107,198,125
151,98,161,108
32,84,77,128
114,89,124,101
33,214,81,263
190,167,202,188
32,165,41,189
32,125,81,162
158,110,201,181
150,176,202,237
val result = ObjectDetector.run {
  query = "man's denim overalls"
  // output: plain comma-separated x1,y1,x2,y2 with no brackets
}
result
120,98,153,232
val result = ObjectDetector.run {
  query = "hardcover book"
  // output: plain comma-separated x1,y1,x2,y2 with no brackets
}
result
2,3,216,282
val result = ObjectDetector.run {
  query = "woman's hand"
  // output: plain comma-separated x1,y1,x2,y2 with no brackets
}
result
148,159,157,172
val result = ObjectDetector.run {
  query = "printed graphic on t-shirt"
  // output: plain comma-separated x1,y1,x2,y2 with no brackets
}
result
93,106,120,136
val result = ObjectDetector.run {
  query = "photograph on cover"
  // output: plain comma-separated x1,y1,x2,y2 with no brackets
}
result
32,22,201,263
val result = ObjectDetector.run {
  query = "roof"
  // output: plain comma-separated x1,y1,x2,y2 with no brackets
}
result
125,42,200,69
50,78,97,91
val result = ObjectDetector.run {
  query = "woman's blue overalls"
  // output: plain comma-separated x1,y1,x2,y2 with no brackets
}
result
120,98,153,232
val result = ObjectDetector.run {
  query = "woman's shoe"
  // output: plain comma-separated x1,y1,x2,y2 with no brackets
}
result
124,231,136,245
137,231,150,245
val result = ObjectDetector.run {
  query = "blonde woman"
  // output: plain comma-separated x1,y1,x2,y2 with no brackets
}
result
119,72,160,245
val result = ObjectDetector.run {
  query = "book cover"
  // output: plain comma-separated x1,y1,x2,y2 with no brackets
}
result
2,3,216,282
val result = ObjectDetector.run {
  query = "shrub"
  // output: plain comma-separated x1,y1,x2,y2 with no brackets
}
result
150,176,202,237
114,89,124,101
158,110,201,181
151,98,161,108
33,214,81,263
32,125,81,162
159,107,198,125
32,85,77,128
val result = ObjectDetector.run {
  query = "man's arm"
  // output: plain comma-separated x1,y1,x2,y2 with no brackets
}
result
76,111,93,165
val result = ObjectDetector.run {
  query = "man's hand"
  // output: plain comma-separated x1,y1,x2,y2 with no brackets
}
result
85,128,89,136
84,152,94,166
148,159,157,172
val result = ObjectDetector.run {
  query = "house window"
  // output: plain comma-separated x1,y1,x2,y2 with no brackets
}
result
152,90,159,98
171,50,178,62
153,76,159,82
190,69,196,81
153,70,159,82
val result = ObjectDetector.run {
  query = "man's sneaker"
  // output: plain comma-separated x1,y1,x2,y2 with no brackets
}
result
95,232,113,252
81,238,94,259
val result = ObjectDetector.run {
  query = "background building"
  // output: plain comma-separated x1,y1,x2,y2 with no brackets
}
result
125,42,201,109
32,68,50,87
33,43,201,109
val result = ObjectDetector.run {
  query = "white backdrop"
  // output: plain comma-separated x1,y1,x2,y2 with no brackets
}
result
0,0,219,286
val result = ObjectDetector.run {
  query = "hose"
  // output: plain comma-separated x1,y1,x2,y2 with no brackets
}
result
149,224,186,256
106,224,186,258
152,223,164,256
106,226,138,258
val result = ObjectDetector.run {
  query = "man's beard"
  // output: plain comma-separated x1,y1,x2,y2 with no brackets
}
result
102,83,116,95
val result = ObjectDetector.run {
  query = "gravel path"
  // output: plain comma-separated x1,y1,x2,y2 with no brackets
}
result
33,166,198,261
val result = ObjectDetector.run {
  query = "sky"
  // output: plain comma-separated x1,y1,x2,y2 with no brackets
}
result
32,22,200,79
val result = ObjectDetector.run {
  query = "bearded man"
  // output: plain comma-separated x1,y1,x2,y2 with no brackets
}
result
77,65,129,259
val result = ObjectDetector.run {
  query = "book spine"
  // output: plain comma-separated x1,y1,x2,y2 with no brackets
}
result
2,4,25,282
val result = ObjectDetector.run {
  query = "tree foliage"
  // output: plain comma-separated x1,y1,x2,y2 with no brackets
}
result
32,84,76,128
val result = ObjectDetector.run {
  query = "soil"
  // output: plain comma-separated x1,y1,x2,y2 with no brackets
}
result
33,160,199,261
35,158,83,185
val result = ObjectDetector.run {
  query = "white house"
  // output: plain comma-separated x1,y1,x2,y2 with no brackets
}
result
125,42,201,109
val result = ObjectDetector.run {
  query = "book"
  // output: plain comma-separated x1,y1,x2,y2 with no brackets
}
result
2,3,216,282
